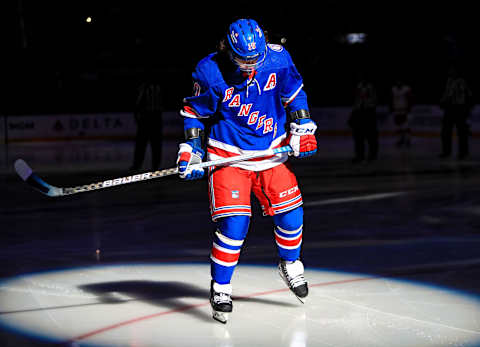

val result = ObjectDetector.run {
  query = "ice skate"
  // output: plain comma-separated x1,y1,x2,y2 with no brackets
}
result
278,259,308,303
210,281,232,324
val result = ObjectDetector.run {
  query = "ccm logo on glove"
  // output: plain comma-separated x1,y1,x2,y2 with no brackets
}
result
288,120,318,158
293,127,315,134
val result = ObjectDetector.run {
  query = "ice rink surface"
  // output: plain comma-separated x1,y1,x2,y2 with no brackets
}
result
1,135,480,346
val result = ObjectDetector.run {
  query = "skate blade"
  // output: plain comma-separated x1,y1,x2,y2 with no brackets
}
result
212,310,229,324
278,271,307,304
295,295,306,304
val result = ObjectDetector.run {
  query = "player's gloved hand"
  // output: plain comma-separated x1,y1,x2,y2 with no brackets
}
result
288,119,318,158
177,140,205,180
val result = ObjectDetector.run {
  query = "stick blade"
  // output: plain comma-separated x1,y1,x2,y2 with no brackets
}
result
14,159,33,181
14,159,62,197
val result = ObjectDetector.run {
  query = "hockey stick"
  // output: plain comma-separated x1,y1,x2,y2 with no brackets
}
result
14,145,292,197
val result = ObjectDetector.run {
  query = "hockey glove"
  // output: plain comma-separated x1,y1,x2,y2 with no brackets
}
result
288,119,318,158
177,140,205,180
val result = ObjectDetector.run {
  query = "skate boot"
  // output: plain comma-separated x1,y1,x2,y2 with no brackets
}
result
210,280,233,324
278,259,308,303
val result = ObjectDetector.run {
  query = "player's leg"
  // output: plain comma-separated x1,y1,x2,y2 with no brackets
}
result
394,112,402,146
253,163,308,302
131,117,148,170
456,108,469,159
394,112,406,147
208,166,253,322
404,113,412,147
149,115,163,170
273,206,303,261
440,110,454,157
209,215,249,323
352,124,365,162
366,111,379,161
210,215,250,284
273,207,308,303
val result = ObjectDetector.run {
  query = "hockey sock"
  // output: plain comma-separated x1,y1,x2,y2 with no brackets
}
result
210,216,250,284
273,207,303,261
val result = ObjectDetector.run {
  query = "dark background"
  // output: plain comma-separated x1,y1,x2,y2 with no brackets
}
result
2,3,480,345
2,1,478,114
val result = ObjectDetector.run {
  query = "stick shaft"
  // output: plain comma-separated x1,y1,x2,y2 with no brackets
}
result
17,146,292,197
62,167,179,195
196,145,290,168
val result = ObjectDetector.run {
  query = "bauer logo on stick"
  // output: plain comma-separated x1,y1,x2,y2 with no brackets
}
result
103,173,151,187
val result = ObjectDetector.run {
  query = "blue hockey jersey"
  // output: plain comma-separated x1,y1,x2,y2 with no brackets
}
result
180,44,309,171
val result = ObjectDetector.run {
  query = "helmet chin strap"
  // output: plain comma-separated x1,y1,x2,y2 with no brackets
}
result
242,69,257,80
244,70,261,98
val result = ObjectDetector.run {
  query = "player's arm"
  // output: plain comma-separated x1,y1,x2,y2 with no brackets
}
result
282,73,317,157
278,48,317,158
177,121,205,180
177,68,218,180
287,97,318,158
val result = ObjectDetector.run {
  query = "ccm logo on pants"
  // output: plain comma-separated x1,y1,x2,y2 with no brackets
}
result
279,186,299,198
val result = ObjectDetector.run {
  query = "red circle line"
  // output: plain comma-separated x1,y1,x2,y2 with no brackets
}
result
66,275,375,344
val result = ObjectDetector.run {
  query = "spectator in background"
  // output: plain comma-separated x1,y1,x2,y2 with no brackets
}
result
390,78,413,147
348,72,379,163
439,66,472,160
130,76,164,171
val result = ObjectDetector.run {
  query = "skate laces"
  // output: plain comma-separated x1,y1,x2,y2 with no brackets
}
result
213,291,232,304
281,261,307,288
289,273,307,288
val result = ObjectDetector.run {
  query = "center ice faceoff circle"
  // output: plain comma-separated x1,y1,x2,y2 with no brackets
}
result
0,263,479,347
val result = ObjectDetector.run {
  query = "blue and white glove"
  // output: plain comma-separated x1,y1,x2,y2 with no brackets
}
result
288,119,318,158
176,140,205,180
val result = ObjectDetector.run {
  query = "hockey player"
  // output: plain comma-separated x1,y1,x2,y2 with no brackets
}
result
176,18,317,323
390,79,413,147
439,66,473,159
349,72,378,163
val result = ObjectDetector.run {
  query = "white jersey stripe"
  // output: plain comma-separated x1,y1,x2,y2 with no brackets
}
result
274,230,303,241
213,205,251,211
213,242,241,254
215,231,245,247
179,109,210,119
208,134,286,155
276,225,303,235
272,195,302,208
207,134,288,172
274,201,303,214
282,84,304,106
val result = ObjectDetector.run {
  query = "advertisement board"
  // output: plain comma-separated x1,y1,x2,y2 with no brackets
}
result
4,106,480,143
6,113,137,142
